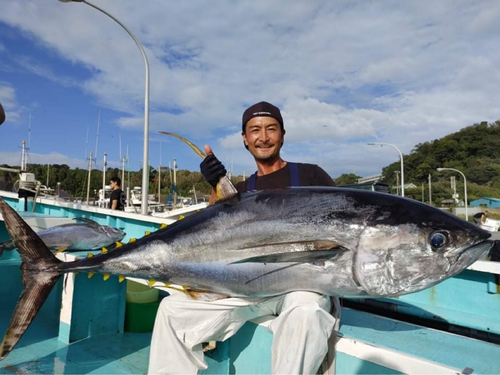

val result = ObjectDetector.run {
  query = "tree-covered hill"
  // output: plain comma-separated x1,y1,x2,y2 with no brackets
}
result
382,120,500,203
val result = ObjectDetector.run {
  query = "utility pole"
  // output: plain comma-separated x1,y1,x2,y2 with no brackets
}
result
395,171,400,195
428,174,432,206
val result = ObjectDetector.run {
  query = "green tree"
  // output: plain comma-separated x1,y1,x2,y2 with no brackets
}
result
335,173,360,186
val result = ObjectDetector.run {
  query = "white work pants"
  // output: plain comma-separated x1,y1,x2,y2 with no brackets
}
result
148,291,340,375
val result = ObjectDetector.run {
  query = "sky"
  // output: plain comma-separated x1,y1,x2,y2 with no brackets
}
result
0,0,499,181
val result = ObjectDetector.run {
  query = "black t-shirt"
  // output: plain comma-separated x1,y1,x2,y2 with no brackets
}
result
109,189,125,210
473,212,484,219
235,163,335,193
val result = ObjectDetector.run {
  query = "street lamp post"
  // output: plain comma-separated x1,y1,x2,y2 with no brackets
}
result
367,142,405,197
59,0,150,215
437,167,468,221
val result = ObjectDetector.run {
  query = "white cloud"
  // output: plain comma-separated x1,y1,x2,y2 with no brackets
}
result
0,84,16,108
0,83,21,123
13,56,79,88
220,132,243,150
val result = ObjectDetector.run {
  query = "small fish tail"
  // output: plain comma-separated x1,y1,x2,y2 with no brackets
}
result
0,240,14,257
0,198,63,360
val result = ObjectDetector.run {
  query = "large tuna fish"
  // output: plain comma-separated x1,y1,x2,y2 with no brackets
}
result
0,218,125,256
0,189,493,359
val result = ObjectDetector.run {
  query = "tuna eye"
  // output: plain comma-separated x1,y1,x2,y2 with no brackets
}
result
430,231,448,250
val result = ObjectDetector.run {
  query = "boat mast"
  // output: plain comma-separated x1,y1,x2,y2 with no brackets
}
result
102,152,107,206
193,185,198,204
121,155,126,191
20,140,27,171
126,145,130,207
158,142,162,203
158,163,161,204
86,152,93,205
94,110,101,163
173,158,177,207
28,113,32,150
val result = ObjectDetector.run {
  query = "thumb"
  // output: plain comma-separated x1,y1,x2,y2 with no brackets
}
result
204,144,213,156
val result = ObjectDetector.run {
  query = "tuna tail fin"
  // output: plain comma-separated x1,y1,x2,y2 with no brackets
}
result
0,198,62,360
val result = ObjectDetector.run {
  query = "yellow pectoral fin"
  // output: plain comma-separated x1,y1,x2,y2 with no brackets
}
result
55,247,68,255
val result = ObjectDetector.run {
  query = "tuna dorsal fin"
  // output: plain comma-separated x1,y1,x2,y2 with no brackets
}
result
231,240,346,264
74,218,99,227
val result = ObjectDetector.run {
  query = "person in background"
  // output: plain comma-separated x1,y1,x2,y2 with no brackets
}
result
473,210,489,225
148,101,340,375
109,177,125,211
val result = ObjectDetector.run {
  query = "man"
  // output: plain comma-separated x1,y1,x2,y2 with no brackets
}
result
148,101,339,375
109,177,125,210
473,210,489,225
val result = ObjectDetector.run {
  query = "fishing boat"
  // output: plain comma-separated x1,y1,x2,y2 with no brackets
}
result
0,190,499,374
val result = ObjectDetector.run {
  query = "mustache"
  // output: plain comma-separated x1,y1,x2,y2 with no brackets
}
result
256,142,274,148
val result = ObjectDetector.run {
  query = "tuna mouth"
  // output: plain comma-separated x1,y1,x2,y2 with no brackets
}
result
453,239,493,272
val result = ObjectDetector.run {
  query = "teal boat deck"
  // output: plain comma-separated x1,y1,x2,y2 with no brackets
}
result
0,313,151,374
2,304,500,374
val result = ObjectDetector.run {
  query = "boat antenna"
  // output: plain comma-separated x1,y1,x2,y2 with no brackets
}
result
20,140,27,172
84,122,90,159
94,110,101,168
127,144,131,194
86,151,93,205
28,112,32,150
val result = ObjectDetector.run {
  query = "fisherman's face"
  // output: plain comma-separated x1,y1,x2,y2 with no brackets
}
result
242,117,284,162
